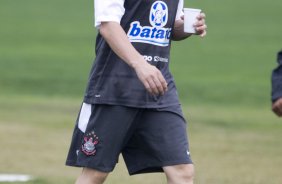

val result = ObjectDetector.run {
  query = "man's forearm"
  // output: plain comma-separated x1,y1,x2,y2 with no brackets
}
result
99,21,168,95
172,30,192,41
172,19,192,41
99,21,145,69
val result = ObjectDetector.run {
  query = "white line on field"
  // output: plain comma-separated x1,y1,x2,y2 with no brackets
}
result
0,174,33,182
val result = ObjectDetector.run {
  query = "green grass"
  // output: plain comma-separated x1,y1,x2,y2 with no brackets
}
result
1,0,282,183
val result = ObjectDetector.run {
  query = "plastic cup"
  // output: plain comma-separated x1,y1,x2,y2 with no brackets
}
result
183,8,201,33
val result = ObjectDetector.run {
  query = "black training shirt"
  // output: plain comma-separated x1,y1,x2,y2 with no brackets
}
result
84,0,182,108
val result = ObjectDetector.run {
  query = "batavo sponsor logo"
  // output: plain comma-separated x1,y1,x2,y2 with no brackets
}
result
127,1,171,47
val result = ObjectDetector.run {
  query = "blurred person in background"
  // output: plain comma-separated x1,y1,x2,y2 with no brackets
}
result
66,0,207,184
271,50,282,117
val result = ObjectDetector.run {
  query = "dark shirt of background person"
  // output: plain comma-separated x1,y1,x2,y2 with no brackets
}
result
271,50,282,117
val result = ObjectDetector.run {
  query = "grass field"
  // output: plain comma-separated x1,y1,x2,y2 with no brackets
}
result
0,0,282,183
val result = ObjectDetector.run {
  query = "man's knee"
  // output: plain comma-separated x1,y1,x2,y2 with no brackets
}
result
163,164,195,184
179,164,194,182
76,167,109,184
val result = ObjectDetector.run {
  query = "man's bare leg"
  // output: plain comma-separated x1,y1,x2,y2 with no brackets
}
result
163,164,194,184
75,167,109,184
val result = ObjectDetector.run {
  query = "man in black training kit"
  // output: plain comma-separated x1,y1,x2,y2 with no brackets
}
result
66,0,207,183
271,50,282,117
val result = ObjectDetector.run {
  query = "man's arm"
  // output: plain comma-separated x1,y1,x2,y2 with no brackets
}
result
99,22,168,96
172,13,207,41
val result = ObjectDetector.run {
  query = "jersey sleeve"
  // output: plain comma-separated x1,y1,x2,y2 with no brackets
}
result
94,0,125,28
175,0,184,21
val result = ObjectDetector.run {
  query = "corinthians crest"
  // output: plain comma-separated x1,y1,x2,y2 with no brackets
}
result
82,131,99,156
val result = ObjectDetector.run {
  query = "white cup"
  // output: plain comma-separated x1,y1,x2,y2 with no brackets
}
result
183,8,201,33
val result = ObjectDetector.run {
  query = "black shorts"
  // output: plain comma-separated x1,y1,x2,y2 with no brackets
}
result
66,103,192,175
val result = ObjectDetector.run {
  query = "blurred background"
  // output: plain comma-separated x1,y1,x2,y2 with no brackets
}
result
0,0,281,183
